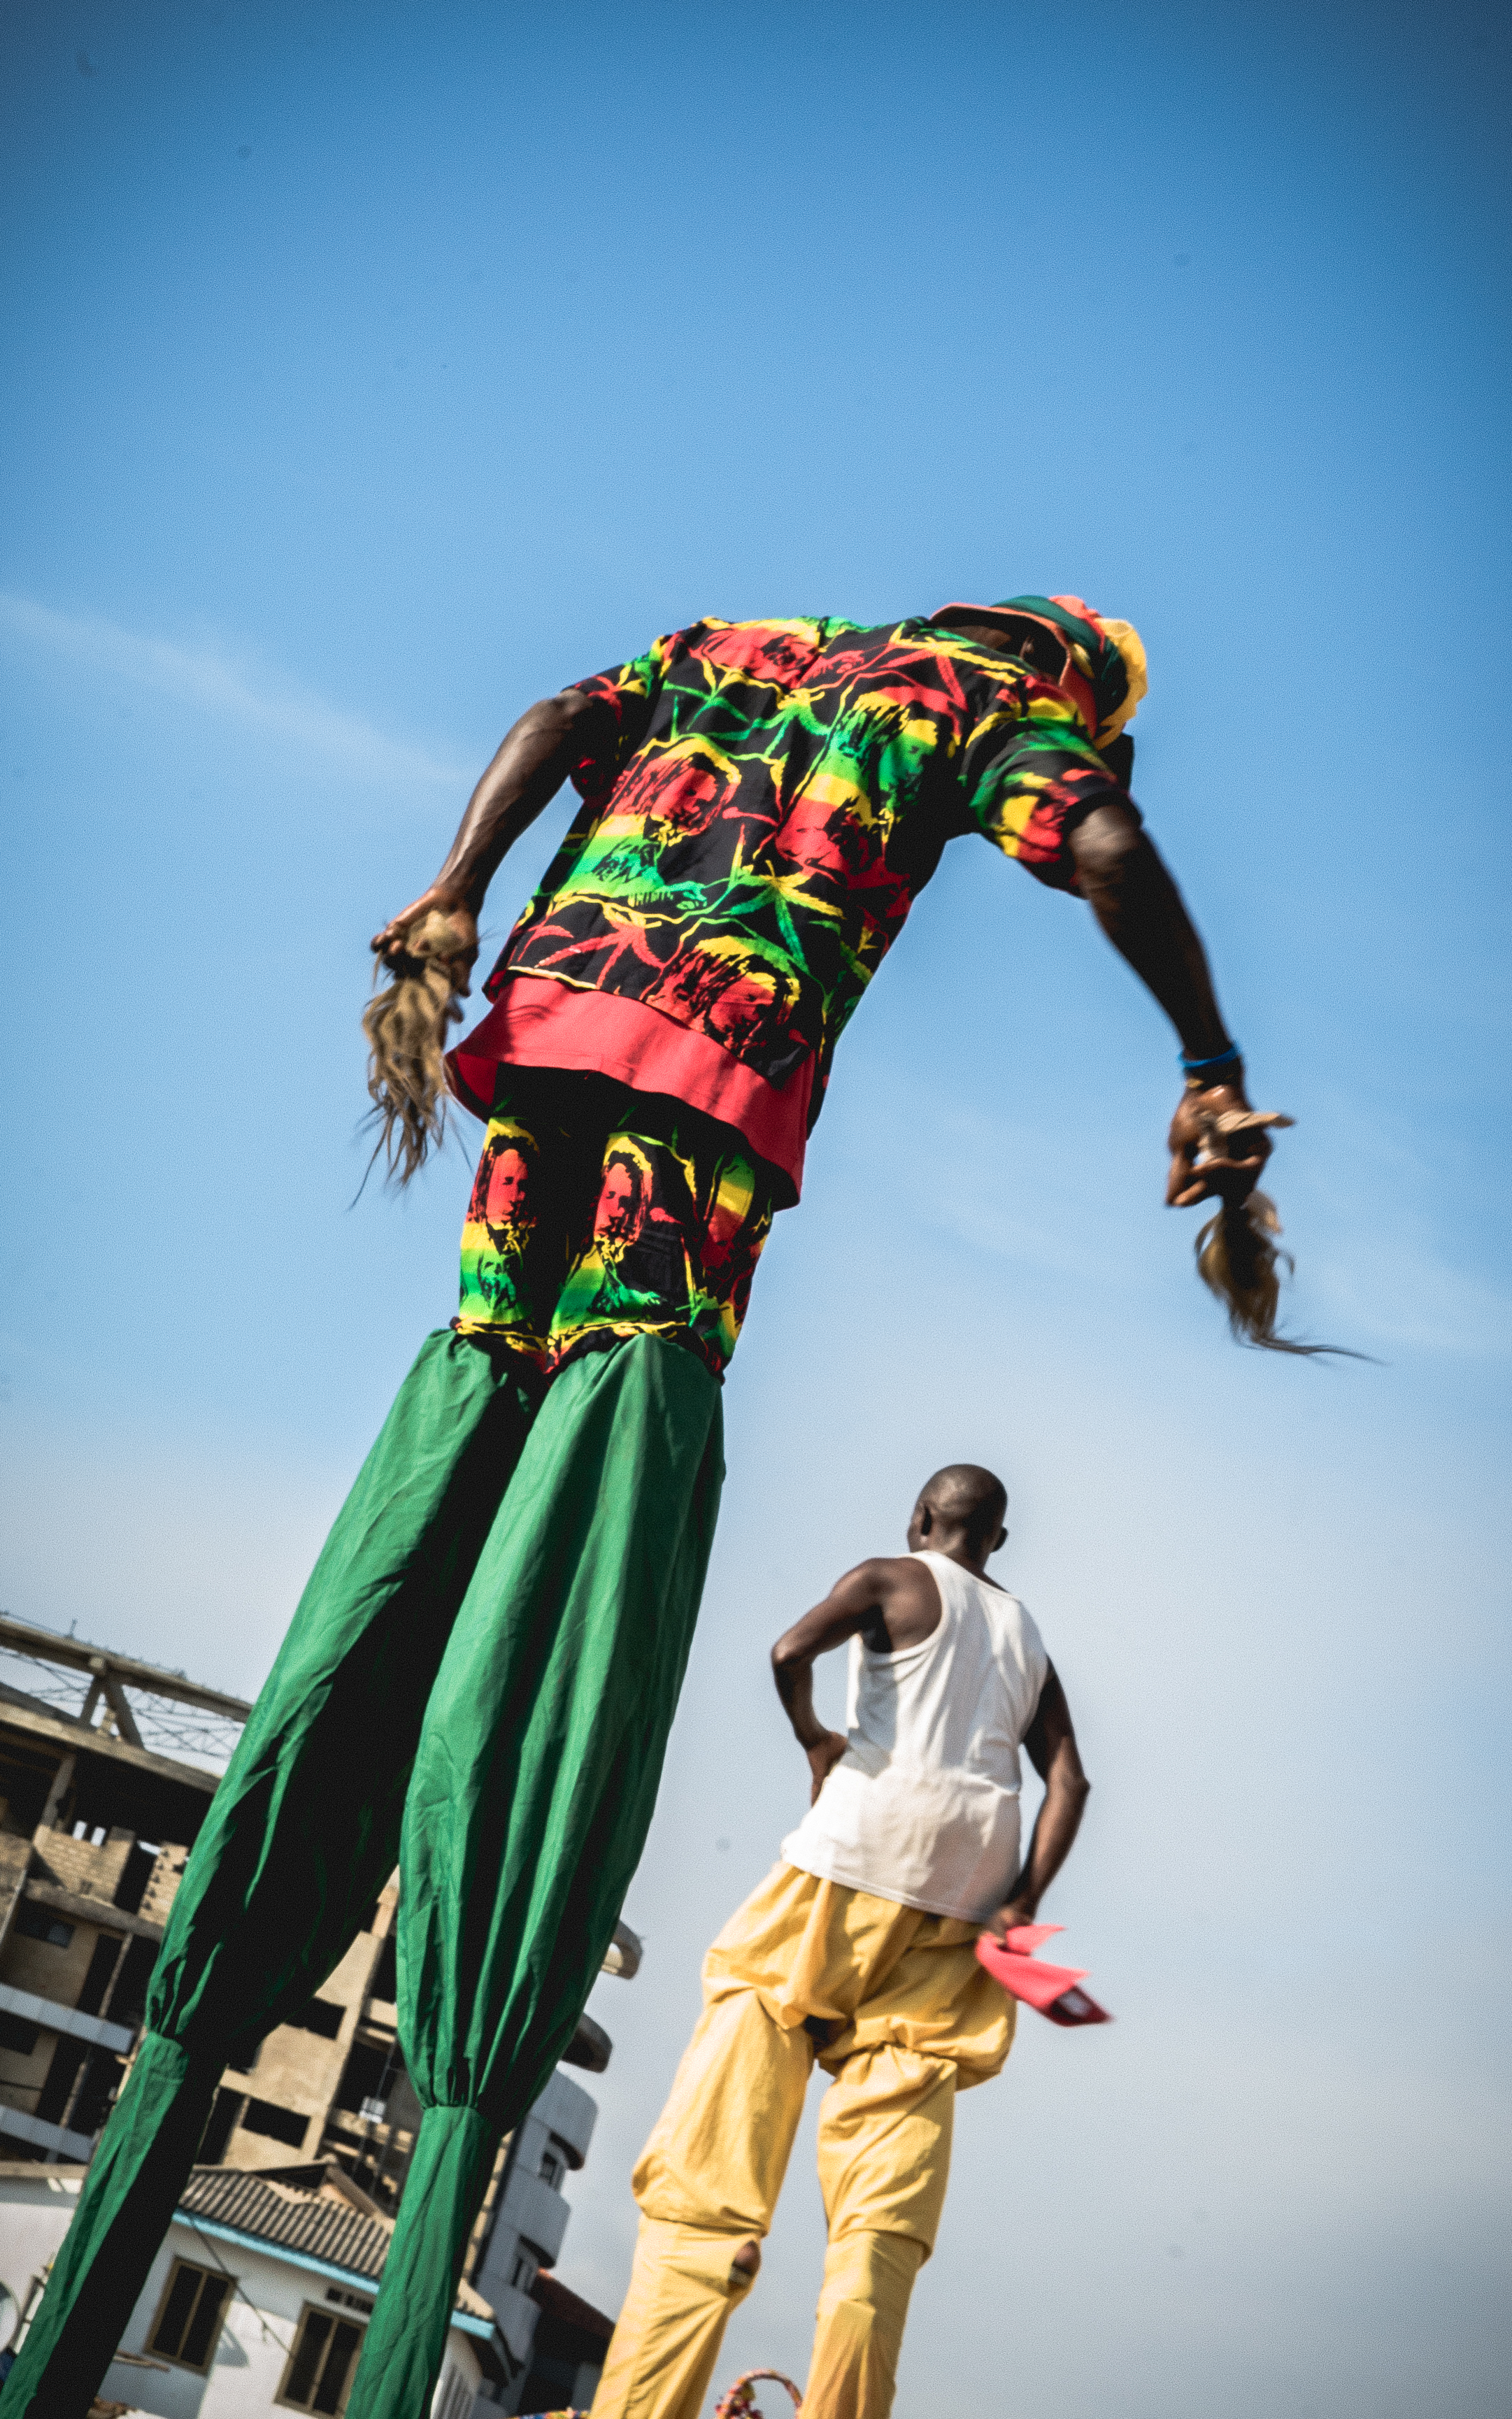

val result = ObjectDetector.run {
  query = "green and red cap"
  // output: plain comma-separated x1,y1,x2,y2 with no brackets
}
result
935,592,1148,745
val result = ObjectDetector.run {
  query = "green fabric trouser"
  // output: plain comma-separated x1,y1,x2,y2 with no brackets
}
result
1,1326,723,2419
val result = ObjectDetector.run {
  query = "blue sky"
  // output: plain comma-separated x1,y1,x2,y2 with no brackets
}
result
1,2,1509,2413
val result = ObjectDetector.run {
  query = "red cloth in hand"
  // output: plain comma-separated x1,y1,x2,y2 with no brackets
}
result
975,1925,1112,2027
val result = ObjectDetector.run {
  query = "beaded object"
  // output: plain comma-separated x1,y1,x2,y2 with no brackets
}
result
715,2371,804,2416
520,2376,803,2419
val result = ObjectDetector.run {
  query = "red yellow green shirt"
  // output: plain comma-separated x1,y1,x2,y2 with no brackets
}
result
456,613,1131,1187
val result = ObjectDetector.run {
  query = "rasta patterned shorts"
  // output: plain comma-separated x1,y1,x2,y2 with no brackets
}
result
456,1067,775,1379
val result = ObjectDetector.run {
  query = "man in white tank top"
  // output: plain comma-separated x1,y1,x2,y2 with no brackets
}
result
590,1465,1091,2419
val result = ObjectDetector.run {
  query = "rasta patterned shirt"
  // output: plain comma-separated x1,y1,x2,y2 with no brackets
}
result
487,615,1132,1116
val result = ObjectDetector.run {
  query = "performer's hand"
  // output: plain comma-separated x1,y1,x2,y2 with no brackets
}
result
371,885,479,985
1166,1080,1271,1209
806,1732,850,1805
986,1894,1038,1945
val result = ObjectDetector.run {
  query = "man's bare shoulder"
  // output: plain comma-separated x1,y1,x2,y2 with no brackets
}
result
835,1553,931,1598
839,1554,942,1652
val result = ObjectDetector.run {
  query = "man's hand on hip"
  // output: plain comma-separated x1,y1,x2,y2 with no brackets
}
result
806,1732,850,1804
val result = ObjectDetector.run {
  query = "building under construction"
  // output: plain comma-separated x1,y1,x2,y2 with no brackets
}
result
0,1612,626,2408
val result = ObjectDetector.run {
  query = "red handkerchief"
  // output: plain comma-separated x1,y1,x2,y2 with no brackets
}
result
976,1925,1112,2026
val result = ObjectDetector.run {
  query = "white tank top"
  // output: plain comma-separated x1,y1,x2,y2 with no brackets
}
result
780,1550,1050,1922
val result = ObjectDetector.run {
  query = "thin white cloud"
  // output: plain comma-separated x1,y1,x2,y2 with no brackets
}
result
1311,1241,1512,1359
0,591,469,787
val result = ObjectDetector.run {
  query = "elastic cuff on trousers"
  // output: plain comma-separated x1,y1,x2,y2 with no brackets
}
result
343,2104,499,2419
589,2217,757,2419
802,2229,926,2419
0,2033,222,2419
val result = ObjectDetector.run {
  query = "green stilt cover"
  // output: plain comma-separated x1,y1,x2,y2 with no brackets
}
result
344,1334,725,2418
0,2035,220,2419
3,1330,722,2419
1,1331,540,2419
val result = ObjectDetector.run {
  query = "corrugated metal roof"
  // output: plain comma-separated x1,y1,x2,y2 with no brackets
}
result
179,2165,493,2317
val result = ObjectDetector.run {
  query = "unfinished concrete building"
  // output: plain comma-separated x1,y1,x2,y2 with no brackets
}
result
0,1613,241,2162
0,1614,629,2405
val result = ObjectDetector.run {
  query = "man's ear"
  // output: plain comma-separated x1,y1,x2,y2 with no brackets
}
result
918,1504,933,1537
992,1525,1008,1553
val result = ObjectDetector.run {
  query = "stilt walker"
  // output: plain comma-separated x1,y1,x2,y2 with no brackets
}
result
2,597,1285,2419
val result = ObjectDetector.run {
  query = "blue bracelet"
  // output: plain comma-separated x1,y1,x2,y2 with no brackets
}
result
1181,1041,1242,1076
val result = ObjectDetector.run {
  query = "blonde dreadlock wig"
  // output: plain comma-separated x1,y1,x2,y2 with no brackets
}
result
1186,1106,1352,1355
362,907,476,1186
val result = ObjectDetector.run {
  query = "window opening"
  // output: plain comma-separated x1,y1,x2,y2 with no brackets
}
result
288,1997,344,2040
75,1932,125,2017
148,2258,231,2372
199,2088,246,2164
333,2039,392,2115
34,2042,87,2126
69,2048,125,2139
13,1906,73,1948
0,2013,39,2057
113,1841,160,1916
278,2305,364,2413
324,2287,374,2315
369,1930,398,2005
240,2097,310,2150
104,1936,157,2032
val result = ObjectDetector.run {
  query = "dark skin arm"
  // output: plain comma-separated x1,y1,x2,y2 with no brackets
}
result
771,1555,945,1805
369,687,611,980
771,1559,1090,1936
942,614,1268,1211
989,1664,1090,1942
1069,801,1269,1209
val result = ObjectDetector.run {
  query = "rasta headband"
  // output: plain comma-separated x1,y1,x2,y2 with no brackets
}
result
966,594,1148,747
996,594,1148,746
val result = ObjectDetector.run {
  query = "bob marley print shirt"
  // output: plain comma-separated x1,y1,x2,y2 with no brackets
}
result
486,615,1132,1126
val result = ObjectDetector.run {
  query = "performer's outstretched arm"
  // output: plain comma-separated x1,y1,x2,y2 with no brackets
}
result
1068,801,1271,1209
371,686,612,972
987,1663,1090,1941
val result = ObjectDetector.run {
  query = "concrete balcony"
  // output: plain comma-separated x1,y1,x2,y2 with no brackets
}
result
19,1878,162,1943
532,2068,597,2168
503,2165,570,2269
0,2104,96,2161
489,2276,542,2368
0,1981,133,2055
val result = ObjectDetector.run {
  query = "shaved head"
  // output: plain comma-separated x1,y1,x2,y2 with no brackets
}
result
913,1463,1008,1555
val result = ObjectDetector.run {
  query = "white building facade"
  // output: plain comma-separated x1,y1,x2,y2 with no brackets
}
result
0,2164,500,2414
0,2113,606,2418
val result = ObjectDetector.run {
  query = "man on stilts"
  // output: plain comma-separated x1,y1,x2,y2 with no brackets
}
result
3,597,1272,2419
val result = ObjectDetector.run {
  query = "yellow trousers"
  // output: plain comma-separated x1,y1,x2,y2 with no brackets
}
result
590,1862,1014,2419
